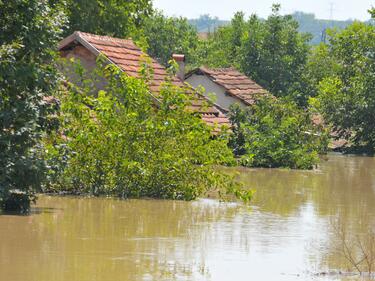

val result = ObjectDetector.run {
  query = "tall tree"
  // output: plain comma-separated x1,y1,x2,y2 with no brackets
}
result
230,12,246,61
240,5,311,102
140,11,199,66
0,0,66,212
194,25,233,68
64,0,153,38
369,7,375,19
310,19,375,149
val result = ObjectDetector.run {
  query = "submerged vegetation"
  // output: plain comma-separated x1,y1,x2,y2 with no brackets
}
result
44,62,246,201
229,97,328,169
331,219,375,276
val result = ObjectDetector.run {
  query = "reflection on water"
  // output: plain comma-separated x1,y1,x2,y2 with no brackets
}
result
0,154,375,281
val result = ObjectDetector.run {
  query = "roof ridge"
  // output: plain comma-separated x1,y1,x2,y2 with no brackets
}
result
75,31,136,45
202,66,239,72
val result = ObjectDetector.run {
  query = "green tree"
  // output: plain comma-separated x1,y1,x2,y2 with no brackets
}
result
302,43,338,100
0,0,66,212
369,7,375,19
240,5,312,102
141,11,199,66
229,97,328,169
310,20,375,150
194,26,233,68
230,12,246,61
63,0,153,38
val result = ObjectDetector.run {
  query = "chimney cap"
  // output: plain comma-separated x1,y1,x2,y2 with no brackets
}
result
172,54,185,62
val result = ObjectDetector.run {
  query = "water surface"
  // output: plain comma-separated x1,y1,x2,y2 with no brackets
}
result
1,154,375,281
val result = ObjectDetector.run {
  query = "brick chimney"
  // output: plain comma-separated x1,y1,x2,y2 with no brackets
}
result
172,54,185,81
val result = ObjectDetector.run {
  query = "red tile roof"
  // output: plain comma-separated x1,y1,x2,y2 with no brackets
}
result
186,67,268,105
202,112,232,134
59,32,230,128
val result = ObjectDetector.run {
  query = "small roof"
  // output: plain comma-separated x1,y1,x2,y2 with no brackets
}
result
59,32,229,128
186,67,268,106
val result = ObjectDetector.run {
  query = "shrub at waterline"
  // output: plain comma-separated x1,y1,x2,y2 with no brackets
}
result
44,63,252,202
0,0,66,212
228,97,328,169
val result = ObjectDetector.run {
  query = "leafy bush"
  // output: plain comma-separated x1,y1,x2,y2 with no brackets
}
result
229,97,328,169
45,62,250,201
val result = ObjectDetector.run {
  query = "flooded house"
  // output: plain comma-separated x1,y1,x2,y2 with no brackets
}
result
58,31,230,130
185,67,268,112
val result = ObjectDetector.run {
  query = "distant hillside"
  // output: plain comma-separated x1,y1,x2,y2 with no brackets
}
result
292,12,354,44
189,12,364,45
188,14,229,33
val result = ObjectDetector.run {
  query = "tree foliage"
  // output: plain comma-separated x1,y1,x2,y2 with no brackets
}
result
140,11,199,66
63,0,153,38
188,11,364,46
369,7,375,19
194,26,233,68
229,97,328,169
310,20,375,149
0,0,66,212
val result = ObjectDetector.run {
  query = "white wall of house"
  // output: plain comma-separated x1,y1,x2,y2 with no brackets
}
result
186,74,247,111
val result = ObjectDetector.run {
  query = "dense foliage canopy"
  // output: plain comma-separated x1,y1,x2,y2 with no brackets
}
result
141,11,199,66
62,0,153,38
310,18,375,150
0,0,66,212
229,97,328,169
189,12,362,45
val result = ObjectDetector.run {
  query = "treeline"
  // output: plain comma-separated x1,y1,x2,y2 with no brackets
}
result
1,0,374,212
188,12,373,45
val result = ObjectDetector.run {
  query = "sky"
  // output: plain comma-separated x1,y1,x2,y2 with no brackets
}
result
153,0,375,21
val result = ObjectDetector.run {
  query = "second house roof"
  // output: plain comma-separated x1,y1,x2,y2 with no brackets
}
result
186,67,268,105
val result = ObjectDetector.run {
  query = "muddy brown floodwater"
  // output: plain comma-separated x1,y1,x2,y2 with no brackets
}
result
1,154,375,281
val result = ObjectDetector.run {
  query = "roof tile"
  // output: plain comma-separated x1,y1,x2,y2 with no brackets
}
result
191,67,267,105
